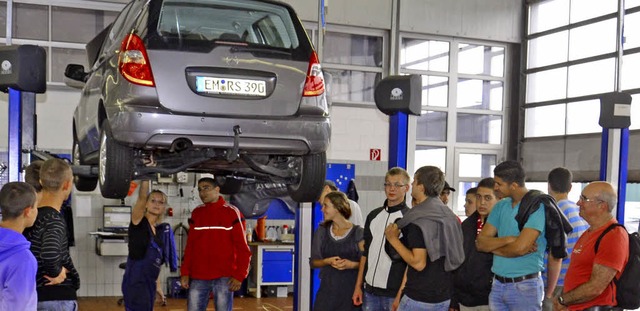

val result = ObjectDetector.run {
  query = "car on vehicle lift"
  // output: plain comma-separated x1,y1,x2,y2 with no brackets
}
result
64,0,330,201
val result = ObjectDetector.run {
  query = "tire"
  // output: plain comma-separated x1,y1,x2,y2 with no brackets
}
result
72,138,98,191
98,121,134,199
287,152,326,202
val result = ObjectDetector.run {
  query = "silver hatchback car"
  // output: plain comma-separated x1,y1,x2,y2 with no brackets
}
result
65,0,330,201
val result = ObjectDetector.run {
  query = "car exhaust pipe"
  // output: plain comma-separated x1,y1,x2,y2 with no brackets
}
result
170,138,193,152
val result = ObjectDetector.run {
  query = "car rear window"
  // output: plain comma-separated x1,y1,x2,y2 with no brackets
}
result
157,0,301,49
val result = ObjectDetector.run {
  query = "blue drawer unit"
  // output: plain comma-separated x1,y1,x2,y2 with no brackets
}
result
262,249,293,283
248,244,295,298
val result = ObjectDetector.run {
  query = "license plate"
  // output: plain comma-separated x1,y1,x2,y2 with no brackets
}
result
195,76,266,96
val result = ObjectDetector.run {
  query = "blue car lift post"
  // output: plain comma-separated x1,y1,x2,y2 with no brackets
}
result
600,16,631,224
389,112,409,169
7,88,37,182
600,126,629,224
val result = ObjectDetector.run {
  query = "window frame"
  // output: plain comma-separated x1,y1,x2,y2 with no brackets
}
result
0,0,123,86
404,33,509,214
320,25,388,107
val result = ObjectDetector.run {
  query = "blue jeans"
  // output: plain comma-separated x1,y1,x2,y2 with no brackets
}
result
489,277,543,311
364,291,395,311
398,295,449,311
188,278,233,311
37,300,78,311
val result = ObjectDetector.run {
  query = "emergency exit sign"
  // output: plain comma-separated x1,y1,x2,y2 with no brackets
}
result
370,149,381,161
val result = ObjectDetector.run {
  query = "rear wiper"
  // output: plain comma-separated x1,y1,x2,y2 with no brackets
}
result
229,45,292,56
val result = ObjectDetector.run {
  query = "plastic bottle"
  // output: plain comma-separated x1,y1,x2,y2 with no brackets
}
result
267,226,277,241
246,224,253,243
256,216,266,241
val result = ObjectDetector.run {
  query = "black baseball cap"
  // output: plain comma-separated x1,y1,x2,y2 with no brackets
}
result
443,181,456,192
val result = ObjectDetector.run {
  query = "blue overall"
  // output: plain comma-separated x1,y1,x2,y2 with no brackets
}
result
122,224,163,311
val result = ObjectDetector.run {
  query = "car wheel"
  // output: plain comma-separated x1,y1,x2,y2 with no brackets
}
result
72,139,98,191
99,121,133,199
287,152,326,202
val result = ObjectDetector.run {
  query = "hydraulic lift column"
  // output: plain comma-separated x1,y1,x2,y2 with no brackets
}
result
598,92,632,224
1,45,46,182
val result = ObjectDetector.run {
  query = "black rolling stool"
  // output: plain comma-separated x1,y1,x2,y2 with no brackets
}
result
116,262,127,306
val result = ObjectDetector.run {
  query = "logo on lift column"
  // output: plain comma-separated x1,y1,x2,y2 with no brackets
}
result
390,87,403,100
1,60,12,75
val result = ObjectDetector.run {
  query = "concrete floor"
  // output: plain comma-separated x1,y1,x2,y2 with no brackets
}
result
77,296,294,310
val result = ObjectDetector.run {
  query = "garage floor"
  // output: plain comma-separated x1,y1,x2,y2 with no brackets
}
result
77,296,293,310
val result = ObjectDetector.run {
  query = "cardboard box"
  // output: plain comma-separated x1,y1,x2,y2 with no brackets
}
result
276,286,287,297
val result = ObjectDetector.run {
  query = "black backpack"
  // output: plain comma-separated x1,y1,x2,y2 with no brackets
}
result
594,223,640,309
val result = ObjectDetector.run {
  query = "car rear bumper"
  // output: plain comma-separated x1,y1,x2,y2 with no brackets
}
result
107,109,330,154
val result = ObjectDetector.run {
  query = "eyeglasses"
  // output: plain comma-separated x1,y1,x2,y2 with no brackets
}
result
579,194,602,203
384,183,407,189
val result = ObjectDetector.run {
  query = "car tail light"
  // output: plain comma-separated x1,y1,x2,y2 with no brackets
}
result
119,34,155,87
303,51,325,97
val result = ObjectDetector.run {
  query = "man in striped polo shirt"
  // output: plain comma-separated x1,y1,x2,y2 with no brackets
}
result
542,167,588,311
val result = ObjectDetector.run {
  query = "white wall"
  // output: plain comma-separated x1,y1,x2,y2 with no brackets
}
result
327,106,389,161
0,88,78,151
400,0,522,43
285,0,522,42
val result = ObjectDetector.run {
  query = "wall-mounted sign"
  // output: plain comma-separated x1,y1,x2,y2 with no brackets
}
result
370,149,381,161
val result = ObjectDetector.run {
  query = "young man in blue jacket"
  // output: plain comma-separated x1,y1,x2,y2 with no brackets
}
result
0,182,39,310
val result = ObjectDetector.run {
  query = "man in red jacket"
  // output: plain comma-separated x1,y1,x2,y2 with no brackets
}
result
181,177,251,311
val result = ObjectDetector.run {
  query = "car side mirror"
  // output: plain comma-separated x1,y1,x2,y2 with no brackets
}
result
64,64,88,88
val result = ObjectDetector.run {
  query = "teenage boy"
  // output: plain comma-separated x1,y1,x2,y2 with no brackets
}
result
451,178,497,311
24,158,80,310
352,167,411,310
0,182,39,310
181,177,251,311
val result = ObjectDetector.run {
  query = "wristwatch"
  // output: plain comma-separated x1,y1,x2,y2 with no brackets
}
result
558,295,567,306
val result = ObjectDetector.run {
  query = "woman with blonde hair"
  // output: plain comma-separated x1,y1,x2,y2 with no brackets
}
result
311,191,364,310
121,180,168,310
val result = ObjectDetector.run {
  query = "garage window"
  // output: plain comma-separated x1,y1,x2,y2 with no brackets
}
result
323,28,386,106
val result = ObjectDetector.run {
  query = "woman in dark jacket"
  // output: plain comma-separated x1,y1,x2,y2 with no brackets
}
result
451,178,498,311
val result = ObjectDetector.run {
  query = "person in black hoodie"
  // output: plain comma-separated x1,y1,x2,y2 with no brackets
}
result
451,178,498,311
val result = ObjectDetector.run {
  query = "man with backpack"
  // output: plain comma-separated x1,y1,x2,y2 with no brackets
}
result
554,181,629,311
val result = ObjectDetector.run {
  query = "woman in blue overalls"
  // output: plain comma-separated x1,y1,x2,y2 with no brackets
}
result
122,180,168,311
